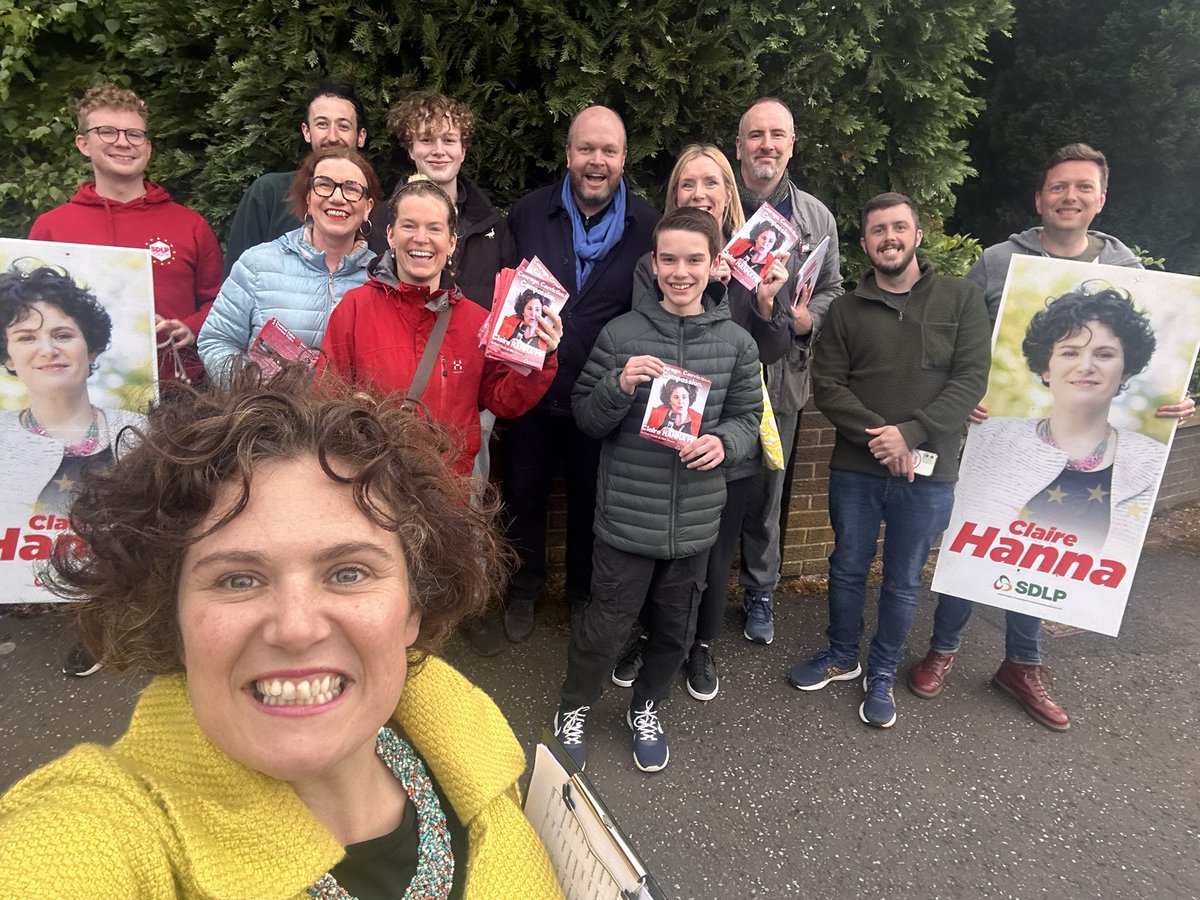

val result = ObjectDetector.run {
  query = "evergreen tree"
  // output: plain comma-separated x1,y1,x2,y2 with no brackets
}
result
2,0,1011,277
952,0,1200,275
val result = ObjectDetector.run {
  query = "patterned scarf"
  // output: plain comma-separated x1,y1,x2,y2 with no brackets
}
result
734,167,792,217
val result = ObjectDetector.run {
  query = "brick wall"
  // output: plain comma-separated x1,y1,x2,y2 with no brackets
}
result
1155,422,1200,511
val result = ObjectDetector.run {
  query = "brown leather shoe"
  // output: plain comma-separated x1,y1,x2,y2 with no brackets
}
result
908,650,955,699
992,659,1070,731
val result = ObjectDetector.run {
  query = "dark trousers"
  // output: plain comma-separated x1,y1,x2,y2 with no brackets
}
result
561,540,708,708
502,411,602,611
692,474,753,643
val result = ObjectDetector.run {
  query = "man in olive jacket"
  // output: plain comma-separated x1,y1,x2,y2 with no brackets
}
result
786,192,990,731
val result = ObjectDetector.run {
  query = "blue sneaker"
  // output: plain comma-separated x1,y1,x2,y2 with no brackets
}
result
626,698,670,772
859,673,898,728
553,704,590,770
742,590,775,644
787,648,862,691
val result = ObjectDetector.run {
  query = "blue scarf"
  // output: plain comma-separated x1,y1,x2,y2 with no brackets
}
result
561,176,627,290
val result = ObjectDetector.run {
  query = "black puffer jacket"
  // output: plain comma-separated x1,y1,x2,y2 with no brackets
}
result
572,283,762,559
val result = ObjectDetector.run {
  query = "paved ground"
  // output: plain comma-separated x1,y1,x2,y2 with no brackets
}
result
2,509,1198,899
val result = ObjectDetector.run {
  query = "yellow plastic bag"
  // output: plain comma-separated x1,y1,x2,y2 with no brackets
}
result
759,365,785,471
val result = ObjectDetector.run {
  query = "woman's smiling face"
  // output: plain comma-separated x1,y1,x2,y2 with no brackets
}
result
3,302,96,395
1042,320,1128,408
176,456,421,788
387,193,458,289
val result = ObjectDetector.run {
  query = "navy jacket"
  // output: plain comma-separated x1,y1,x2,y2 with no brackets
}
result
507,178,660,415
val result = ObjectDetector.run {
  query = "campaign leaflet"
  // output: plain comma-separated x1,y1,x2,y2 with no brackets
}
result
249,317,325,377
723,203,801,291
482,257,568,371
931,256,1200,636
639,365,712,451
794,234,830,296
0,238,156,604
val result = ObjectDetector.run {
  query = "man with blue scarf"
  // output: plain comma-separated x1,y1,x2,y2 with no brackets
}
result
501,105,660,643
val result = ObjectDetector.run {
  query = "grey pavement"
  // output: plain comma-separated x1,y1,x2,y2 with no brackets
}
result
2,526,1197,899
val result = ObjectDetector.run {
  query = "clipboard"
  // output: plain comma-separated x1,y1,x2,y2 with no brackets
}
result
524,729,670,899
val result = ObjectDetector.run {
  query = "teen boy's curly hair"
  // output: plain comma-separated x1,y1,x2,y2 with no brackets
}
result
46,366,506,673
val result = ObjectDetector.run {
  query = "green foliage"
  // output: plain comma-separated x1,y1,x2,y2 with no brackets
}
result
1,0,1012,256
952,0,1200,276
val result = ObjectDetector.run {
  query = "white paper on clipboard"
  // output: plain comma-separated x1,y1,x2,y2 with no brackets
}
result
524,733,667,899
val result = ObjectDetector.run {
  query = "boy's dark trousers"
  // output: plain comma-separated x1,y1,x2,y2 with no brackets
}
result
561,539,708,708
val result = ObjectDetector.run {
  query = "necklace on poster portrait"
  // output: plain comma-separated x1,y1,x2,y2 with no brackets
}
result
1036,417,1112,472
307,727,454,900
19,406,104,457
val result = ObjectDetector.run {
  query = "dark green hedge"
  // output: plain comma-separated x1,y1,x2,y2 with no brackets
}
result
2,0,1013,276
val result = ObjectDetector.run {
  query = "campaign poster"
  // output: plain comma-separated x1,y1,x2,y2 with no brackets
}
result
639,364,712,450
723,204,800,291
0,238,156,604
932,255,1200,635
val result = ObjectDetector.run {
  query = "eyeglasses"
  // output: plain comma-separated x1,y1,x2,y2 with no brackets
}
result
309,175,367,202
84,126,150,146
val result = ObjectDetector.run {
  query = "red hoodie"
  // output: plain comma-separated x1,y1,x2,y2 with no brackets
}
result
29,181,223,382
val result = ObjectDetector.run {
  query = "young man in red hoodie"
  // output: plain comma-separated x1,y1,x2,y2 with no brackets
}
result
29,84,222,385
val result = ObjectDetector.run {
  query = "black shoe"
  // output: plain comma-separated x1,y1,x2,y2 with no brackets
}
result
504,600,535,643
685,641,719,701
460,616,505,657
63,644,101,677
612,633,648,688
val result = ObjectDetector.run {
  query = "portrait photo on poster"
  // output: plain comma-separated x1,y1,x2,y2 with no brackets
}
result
933,255,1200,636
0,238,156,603
483,257,568,371
639,364,712,451
722,203,800,291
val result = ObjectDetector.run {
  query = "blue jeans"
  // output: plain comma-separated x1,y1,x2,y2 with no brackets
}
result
826,469,955,680
929,594,1043,665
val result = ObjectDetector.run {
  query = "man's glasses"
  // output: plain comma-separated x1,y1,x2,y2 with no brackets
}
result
309,176,367,202
84,126,150,146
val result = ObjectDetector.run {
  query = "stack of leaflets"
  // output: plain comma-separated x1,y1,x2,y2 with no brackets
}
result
723,203,801,290
248,317,324,376
639,365,711,450
481,256,568,372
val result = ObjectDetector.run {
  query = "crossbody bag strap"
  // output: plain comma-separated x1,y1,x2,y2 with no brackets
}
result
408,306,453,402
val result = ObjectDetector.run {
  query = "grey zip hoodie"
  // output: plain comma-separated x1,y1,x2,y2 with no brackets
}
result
967,227,1142,326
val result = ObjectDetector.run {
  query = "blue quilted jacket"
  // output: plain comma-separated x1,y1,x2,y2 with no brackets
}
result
198,226,373,384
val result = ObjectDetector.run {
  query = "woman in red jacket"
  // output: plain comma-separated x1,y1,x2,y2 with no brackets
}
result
323,177,563,475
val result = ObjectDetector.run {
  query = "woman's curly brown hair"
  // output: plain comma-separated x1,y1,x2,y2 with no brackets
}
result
44,365,508,674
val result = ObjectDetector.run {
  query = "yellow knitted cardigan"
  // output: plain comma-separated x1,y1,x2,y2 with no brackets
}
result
0,656,564,900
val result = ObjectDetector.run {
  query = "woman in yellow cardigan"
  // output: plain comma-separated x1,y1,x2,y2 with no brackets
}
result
0,368,563,900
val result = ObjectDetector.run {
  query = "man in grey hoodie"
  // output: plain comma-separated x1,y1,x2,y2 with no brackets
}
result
908,143,1193,731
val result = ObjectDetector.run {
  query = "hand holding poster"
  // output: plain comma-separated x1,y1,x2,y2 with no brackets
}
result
932,256,1200,636
795,234,831,296
723,203,801,291
249,317,324,377
0,239,156,604
639,364,712,450
483,257,568,371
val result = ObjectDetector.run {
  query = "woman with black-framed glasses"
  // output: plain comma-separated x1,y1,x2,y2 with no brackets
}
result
198,147,381,385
